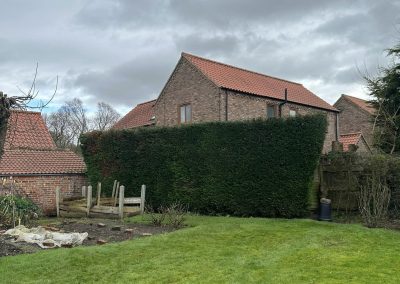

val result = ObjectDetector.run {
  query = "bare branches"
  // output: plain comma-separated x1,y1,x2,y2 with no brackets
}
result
8,63,58,111
46,99,120,149
0,64,58,157
92,102,120,131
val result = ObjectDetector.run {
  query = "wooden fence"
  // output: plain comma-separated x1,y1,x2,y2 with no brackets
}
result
56,182,146,219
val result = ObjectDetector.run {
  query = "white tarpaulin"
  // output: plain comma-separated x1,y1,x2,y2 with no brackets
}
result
3,225,88,249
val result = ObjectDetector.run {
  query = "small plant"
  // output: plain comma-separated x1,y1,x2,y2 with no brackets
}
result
145,204,167,226
145,202,188,228
356,154,393,228
165,202,188,228
358,175,390,228
0,194,41,228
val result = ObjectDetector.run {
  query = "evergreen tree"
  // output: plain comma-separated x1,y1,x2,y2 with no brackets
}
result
367,43,400,154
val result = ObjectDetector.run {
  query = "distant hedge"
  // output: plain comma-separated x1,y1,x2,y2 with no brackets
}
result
81,115,327,218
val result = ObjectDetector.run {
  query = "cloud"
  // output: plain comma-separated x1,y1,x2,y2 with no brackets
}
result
0,0,399,115
71,50,178,108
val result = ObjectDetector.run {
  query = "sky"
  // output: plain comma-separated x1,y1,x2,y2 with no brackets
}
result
0,0,399,116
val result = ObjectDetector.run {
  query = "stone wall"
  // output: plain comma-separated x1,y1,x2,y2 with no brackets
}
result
5,174,87,215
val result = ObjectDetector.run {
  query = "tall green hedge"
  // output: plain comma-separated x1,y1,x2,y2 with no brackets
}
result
81,115,327,218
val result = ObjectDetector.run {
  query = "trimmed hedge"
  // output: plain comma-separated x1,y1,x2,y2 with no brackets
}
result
81,115,327,218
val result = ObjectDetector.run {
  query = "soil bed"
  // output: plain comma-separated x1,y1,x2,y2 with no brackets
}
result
0,218,175,257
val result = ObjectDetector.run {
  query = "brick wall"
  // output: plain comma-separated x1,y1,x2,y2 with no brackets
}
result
334,97,374,145
5,174,87,215
154,58,338,153
225,91,337,153
155,57,221,126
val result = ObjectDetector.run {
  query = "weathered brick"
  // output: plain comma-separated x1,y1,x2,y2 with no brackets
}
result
155,57,338,153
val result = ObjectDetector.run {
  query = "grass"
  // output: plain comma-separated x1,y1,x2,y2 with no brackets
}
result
1,215,400,283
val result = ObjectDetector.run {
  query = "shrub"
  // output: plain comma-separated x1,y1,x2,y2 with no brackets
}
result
81,115,327,218
145,202,188,228
0,194,41,228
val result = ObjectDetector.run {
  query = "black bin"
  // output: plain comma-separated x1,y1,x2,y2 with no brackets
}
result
319,198,332,221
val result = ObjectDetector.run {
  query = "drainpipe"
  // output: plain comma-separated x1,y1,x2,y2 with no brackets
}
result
335,112,339,141
225,89,229,121
279,88,288,117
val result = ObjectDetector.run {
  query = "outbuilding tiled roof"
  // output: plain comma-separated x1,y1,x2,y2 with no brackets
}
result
5,110,56,150
182,52,337,112
113,100,156,129
341,94,375,115
339,132,362,151
0,149,86,175
0,110,86,175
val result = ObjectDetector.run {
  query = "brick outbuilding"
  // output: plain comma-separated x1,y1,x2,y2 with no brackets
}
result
334,94,375,150
0,110,87,215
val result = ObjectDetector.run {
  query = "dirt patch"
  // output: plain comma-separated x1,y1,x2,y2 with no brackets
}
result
0,218,176,258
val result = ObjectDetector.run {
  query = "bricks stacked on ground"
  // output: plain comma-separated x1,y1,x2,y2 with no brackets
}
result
115,52,339,153
0,110,87,215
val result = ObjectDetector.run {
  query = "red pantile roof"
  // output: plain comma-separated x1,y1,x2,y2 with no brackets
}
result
339,132,362,151
341,95,375,115
0,149,86,175
0,110,86,175
113,100,156,129
182,52,337,112
5,110,56,150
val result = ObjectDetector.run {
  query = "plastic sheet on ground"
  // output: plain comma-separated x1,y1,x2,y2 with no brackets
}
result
3,225,88,249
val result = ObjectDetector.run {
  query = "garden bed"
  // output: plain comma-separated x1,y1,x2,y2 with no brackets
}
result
0,218,175,257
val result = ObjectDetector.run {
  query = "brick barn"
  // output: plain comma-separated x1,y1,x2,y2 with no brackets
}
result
0,110,87,215
114,52,339,153
334,94,375,151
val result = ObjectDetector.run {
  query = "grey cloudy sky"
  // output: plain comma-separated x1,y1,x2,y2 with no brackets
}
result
0,0,399,115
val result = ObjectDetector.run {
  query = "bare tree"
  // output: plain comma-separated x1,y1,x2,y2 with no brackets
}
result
92,102,120,131
64,98,89,144
0,64,57,156
44,109,76,148
46,98,88,148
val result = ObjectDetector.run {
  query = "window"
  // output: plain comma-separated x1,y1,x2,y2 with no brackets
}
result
289,109,297,117
180,104,192,123
267,105,276,119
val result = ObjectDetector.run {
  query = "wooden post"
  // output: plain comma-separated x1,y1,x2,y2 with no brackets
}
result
119,185,125,219
82,186,87,197
140,184,146,215
97,182,102,206
55,186,61,217
86,185,92,217
111,180,117,198
114,181,120,207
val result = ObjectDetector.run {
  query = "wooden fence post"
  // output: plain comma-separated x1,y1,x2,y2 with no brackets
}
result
140,184,146,215
97,182,101,206
82,186,87,197
55,186,61,217
86,185,92,217
114,181,120,207
111,180,117,198
119,185,125,219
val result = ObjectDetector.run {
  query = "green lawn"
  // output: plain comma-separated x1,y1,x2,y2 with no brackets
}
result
1,216,400,283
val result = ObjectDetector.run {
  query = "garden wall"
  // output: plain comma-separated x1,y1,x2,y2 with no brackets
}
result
81,115,327,218
1,174,87,215
319,152,400,214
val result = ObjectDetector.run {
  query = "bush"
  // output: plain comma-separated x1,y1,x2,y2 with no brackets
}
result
0,194,41,228
81,115,327,218
146,202,188,228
